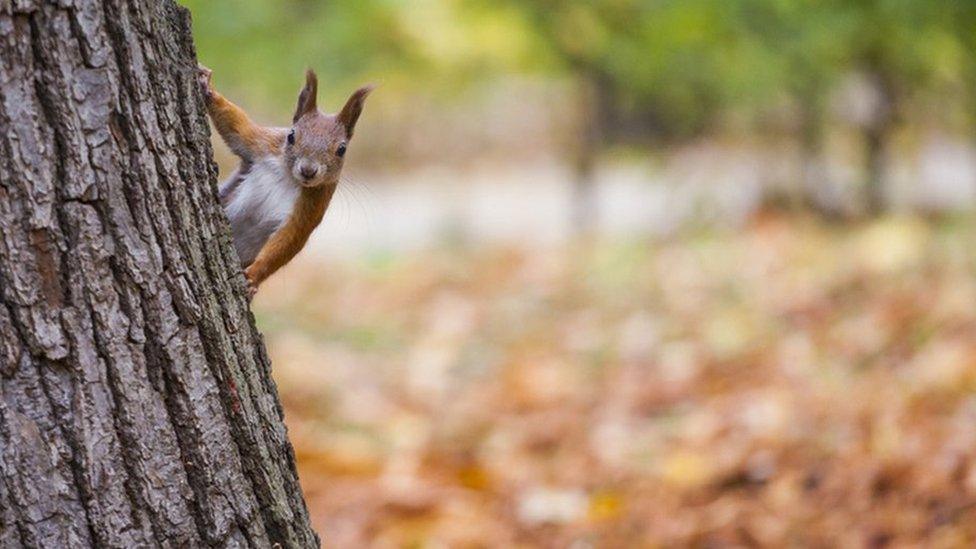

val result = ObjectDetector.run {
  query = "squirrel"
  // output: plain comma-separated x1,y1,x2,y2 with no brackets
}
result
197,65,372,297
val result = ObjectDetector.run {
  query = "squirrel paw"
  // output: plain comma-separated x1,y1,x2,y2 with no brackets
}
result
243,266,260,300
197,64,214,101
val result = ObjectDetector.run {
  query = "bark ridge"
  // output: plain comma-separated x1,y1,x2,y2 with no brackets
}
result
0,1,318,547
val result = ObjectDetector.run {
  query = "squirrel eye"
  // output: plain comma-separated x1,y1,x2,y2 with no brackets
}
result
286,129,295,145
337,143,347,157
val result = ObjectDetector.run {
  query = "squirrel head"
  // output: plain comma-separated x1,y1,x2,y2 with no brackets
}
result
284,69,373,188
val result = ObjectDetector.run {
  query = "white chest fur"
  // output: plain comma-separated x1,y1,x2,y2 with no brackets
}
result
222,156,300,266
225,157,300,227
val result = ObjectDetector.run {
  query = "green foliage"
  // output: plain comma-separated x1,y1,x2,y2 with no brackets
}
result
182,0,419,117
459,0,973,136
183,0,976,137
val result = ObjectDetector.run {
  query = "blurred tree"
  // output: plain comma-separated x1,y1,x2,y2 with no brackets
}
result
736,0,855,215
463,0,965,219
465,0,628,234
951,2,976,202
461,0,777,233
844,0,958,215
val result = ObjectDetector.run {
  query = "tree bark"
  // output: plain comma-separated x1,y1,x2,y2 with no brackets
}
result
0,1,318,547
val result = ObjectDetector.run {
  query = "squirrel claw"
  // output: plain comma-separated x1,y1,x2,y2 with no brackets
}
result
243,267,260,300
197,64,214,100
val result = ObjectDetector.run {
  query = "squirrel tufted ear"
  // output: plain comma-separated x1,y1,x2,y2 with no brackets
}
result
293,69,318,123
337,84,374,138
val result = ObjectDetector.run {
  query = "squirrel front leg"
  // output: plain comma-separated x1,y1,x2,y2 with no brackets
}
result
198,65,278,161
243,185,335,297
243,227,306,298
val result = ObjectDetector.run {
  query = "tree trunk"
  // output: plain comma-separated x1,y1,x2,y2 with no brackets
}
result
796,92,833,215
863,68,897,217
569,71,608,236
864,121,889,216
0,1,318,547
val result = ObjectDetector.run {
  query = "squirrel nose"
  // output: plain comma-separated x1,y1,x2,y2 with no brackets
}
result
300,165,318,180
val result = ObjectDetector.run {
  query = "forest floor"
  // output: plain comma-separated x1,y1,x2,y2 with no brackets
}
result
254,214,976,547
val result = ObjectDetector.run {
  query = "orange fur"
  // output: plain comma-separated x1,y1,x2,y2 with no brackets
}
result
206,90,281,160
244,184,335,287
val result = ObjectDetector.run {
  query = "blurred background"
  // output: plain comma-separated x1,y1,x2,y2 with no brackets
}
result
184,0,976,545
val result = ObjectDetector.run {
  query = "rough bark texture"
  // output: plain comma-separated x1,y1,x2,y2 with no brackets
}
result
0,1,319,547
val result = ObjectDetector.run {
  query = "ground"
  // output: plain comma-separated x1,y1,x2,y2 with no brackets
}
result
255,215,976,547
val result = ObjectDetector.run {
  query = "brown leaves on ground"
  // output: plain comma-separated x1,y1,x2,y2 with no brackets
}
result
255,216,976,547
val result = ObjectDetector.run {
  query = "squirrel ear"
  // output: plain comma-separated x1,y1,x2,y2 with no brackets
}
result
337,84,374,138
293,69,318,123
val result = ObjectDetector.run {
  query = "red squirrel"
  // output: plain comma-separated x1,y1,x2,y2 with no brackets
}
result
198,65,372,296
